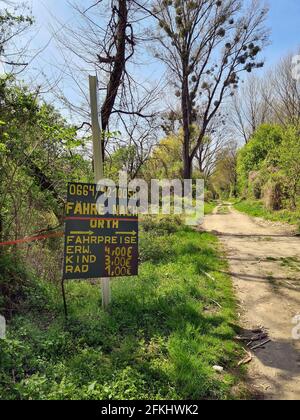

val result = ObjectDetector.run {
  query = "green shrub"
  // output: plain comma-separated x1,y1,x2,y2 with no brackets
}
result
0,253,30,318
204,201,217,215
139,233,175,263
205,190,215,202
237,124,283,194
141,215,183,235
237,123,300,216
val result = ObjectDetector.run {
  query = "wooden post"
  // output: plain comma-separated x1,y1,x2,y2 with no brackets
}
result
89,75,104,181
89,75,111,309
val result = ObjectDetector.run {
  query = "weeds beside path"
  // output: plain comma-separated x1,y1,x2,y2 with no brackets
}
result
233,199,300,229
0,219,244,400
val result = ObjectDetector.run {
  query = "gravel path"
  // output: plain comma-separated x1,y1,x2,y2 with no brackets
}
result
203,204,300,400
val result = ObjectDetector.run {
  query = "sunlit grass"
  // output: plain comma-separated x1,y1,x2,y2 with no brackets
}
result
0,224,244,400
234,199,300,226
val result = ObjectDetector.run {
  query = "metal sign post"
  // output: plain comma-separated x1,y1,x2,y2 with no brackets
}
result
89,75,111,309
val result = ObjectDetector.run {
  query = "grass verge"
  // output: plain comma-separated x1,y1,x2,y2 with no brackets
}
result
204,201,218,215
233,199,300,227
0,221,244,400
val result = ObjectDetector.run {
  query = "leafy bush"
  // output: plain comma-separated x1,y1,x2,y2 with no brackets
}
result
277,125,300,209
0,251,60,320
0,253,30,318
141,215,183,235
262,172,285,210
237,124,283,193
204,201,217,215
139,233,175,263
140,216,186,263
237,124,300,214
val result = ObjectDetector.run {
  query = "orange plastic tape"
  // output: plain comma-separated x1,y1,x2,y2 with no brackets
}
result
0,231,64,247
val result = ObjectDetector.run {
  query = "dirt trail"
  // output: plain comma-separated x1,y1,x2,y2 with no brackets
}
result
202,204,300,400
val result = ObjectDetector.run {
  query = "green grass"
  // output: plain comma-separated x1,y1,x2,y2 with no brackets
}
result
204,201,218,215
0,224,244,400
280,257,300,272
234,199,300,226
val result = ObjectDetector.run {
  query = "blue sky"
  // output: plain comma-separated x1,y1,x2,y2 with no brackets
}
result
22,0,300,112
265,0,300,65
29,0,300,68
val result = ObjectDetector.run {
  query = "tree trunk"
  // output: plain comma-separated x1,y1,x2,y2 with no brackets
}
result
197,143,204,174
182,67,192,179
183,157,192,180
101,0,128,160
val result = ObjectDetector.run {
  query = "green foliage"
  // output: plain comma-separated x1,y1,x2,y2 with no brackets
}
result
0,7,34,61
277,126,300,208
212,144,237,199
143,133,183,180
139,234,174,263
105,145,138,181
204,201,217,215
0,9,33,26
0,223,244,400
237,124,283,192
139,216,185,263
0,79,92,280
141,215,183,235
0,253,29,318
234,199,300,226
237,123,300,212
0,251,59,318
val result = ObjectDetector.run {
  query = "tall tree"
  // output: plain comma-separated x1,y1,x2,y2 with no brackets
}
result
264,53,300,126
211,141,238,197
0,2,34,246
55,0,160,161
229,52,300,144
0,80,91,242
229,75,272,143
152,0,269,178
0,3,34,74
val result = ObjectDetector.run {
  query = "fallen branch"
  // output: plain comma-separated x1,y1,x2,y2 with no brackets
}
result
250,339,271,351
235,328,268,344
238,351,252,366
